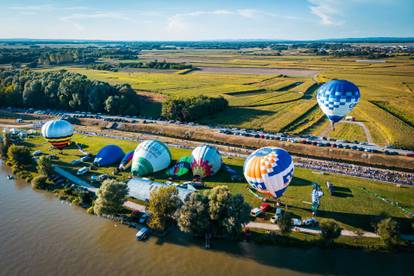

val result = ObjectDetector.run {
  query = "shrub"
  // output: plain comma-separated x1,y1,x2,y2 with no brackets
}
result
377,218,401,249
37,156,53,177
320,220,342,243
7,145,32,168
31,175,48,189
87,206,95,215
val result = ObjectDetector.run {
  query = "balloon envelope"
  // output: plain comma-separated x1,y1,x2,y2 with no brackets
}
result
243,147,294,198
316,79,360,123
131,140,172,176
93,145,125,167
191,145,222,178
168,155,192,177
41,120,74,150
119,150,134,170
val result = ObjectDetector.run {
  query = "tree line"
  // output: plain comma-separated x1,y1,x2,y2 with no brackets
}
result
0,47,139,67
0,69,140,115
161,95,228,122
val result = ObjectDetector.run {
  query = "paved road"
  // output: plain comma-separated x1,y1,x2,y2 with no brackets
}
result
320,120,373,143
246,222,379,238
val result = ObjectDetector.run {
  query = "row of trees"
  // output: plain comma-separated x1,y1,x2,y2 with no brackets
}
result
0,47,139,66
162,95,228,122
0,69,141,115
118,60,193,70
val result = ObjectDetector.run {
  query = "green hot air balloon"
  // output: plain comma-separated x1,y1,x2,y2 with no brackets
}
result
131,140,172,177
168,155,193,177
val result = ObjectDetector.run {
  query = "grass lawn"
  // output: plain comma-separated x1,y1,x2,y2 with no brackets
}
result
26,133,414,235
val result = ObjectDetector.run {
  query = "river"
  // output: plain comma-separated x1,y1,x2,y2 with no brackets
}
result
0,162,412,276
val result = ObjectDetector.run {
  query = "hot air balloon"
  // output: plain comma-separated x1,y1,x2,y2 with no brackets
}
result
243,147,294,198
41,120,74,150
119,150,134,170
316,79,360,129
93,145,125,167
131,140,172,176
191,145,222,178
168,155,192,177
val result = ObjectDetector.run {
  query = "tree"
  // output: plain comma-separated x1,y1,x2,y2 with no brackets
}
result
0,132,11,159
278,212,293,235
320,220,342,244
177,185,250,239
377,218,400,248
7,145,32,168
93,180,129,216
147,186,182,232
37,156,53,177
177,193,210,236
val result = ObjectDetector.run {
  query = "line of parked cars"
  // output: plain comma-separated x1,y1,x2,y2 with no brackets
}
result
218,127,409,156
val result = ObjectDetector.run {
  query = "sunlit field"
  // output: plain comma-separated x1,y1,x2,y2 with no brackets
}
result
40,50,414,149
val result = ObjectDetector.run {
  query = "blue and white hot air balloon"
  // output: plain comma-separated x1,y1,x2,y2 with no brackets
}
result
243,147,294,198
316,79,360,126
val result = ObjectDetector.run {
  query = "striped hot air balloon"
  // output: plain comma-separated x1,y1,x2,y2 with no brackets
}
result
243,147,294,198
191,145,222,178
317,79,360,125
131,140,172,177
41,120,74,150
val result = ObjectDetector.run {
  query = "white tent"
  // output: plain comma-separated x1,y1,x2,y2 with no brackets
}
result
127,178,193,202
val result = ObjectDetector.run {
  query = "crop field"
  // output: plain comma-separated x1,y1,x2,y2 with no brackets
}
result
43,50,414,149
25,133,414,233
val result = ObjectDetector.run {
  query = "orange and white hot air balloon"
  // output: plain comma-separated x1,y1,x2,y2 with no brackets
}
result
243,147,294,198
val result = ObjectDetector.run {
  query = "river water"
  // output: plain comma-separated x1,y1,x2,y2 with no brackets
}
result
0,162,412,276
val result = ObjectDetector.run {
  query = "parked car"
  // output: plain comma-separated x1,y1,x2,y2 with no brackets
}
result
32,150,43,157
139,213,149,224
77,166,89,175
136,227,150,241
291,218,302,226
302,217,318,226
71,159,81,166
260,203,271,212
250,208,263,217
270,208,284,223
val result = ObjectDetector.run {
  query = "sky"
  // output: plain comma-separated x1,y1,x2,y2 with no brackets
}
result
0,0,413,41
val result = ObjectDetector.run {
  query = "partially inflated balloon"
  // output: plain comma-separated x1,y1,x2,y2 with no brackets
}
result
41,120,74,150
316,79,360,123
244,147,294,198
191,145,222,178
119,150,134,170
168,155,192,177
131,140,171,176
93,145,125,167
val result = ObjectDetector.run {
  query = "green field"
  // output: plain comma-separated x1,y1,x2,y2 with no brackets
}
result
40,51,414,149
26,134,414,234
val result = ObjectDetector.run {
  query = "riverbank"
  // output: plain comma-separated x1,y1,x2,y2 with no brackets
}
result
2,128,412,251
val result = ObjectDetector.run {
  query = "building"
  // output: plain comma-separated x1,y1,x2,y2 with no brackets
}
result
127,178,193,202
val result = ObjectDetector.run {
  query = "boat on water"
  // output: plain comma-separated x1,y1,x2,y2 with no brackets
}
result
7,175,14,180
136,227,150,241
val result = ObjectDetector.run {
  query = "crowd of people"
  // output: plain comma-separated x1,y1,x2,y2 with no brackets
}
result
296,157,414,185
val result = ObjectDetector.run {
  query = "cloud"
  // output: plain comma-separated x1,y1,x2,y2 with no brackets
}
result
165,9,282,34
61,12,131,31
9,4,89,13
308,0,344,26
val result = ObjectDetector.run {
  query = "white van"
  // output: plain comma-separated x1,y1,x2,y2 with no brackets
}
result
77,166,89,176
